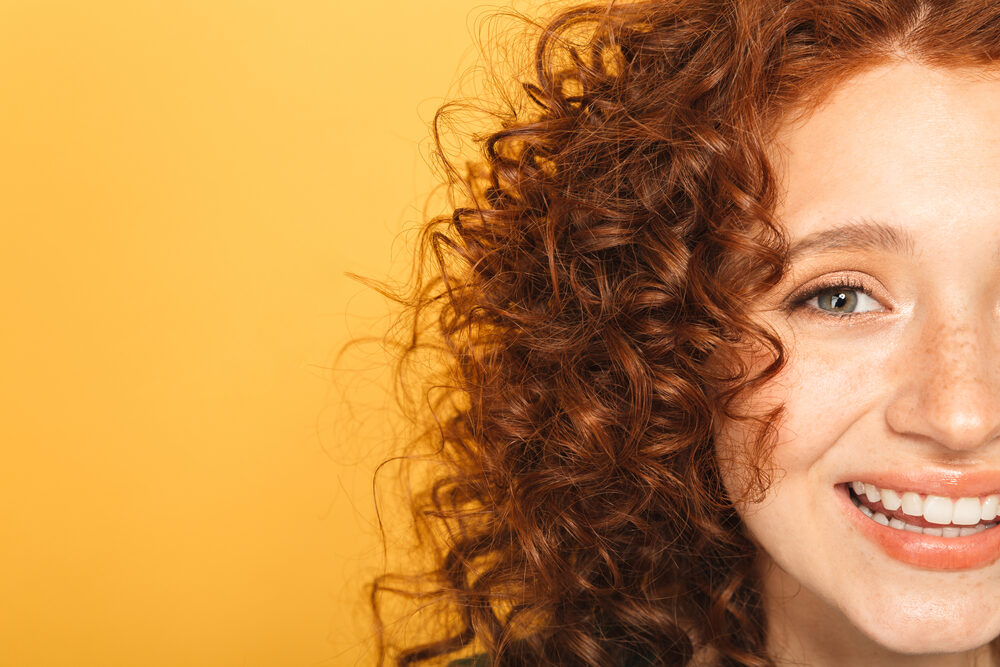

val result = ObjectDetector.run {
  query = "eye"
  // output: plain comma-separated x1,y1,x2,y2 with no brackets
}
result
808,286,882,314
789,279,886,318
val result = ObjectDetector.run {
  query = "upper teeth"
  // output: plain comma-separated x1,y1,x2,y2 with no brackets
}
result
850,481,1000,525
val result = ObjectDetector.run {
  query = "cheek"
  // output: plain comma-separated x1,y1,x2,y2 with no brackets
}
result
778,339,891,449
713,339,889,496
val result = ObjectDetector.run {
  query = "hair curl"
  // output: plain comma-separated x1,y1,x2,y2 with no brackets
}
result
369,1,1000,665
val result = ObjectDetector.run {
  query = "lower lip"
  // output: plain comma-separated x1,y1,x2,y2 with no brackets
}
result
836,484,1000,570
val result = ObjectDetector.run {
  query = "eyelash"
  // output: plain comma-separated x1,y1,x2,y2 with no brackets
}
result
785,276,881,318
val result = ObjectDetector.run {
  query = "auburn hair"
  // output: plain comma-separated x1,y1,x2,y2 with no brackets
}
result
369,1,1000,665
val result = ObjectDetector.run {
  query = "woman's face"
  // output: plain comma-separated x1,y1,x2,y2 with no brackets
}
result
715,61,1000,663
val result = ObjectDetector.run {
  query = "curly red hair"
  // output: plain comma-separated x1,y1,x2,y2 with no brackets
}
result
370,1,1000,665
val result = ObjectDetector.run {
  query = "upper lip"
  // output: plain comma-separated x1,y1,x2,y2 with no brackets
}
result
841,468,1000,497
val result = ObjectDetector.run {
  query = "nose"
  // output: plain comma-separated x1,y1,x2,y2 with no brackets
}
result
884,307,1000,452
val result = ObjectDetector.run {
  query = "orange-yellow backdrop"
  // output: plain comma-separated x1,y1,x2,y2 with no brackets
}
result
0,1,543,665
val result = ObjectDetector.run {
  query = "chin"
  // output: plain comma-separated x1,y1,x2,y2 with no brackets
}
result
845,595,1000,656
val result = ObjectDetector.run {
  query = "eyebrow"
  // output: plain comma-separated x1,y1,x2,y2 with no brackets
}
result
786,218,916,262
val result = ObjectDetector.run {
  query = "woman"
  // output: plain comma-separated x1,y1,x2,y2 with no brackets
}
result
371,0,1000,664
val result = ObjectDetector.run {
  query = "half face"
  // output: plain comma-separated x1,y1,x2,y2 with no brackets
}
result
714,62,1000,663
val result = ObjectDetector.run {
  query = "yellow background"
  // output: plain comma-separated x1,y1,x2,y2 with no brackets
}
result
0,1,542,665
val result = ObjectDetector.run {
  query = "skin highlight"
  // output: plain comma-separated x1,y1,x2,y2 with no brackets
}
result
716,61,1000,667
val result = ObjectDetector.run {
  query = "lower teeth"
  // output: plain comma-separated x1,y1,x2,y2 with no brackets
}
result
850,493,998,537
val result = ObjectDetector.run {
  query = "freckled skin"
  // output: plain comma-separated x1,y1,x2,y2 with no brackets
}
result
715,62,1000,666
890,322,1000,448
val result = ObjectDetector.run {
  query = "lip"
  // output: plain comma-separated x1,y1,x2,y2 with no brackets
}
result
836,484,1000,570
838,469,1000,497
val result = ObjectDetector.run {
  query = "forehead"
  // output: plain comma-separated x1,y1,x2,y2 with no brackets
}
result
769,61,1000,247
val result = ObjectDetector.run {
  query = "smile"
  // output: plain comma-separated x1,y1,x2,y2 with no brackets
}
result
837,482,1000,570
848,480,1000,536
